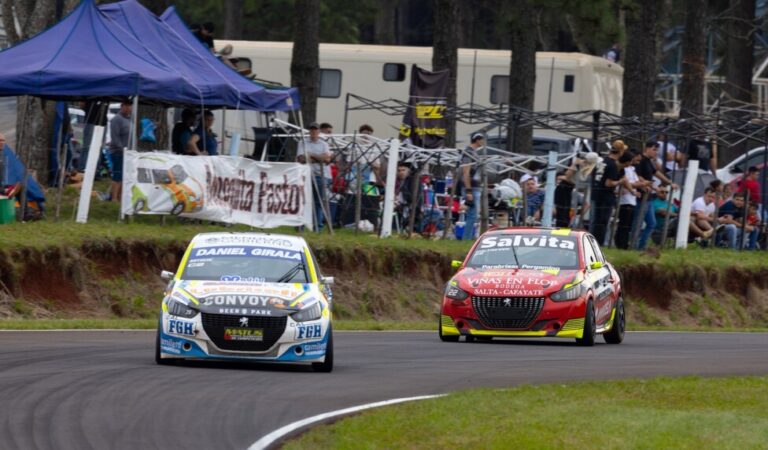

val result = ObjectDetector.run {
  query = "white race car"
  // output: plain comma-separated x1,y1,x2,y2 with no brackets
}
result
155,232,334,372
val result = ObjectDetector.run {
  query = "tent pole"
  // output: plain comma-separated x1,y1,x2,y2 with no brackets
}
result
221,108,227,155
200,104,206,154
131,95,139,150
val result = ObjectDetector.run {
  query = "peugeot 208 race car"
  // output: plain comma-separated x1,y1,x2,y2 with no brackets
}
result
440,228,625,346
156,232,334,371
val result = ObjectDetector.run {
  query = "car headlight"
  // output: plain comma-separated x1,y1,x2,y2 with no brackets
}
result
550,283,585,302
292,302,322,322
167,294,199,318
445,283,469,301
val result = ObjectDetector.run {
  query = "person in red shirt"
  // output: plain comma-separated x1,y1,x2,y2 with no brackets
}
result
738,166,761,205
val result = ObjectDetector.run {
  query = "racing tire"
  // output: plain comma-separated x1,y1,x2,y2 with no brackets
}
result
133,199,145,213
155,319,176,366
575,299,596,347
438,315,459,342
603,297,626,344
170,202,185,216
311,328,334,373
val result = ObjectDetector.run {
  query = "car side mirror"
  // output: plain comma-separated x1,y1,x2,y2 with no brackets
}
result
451,260,462,270
321,276,335,285
589,261,603,270
160,270,175,280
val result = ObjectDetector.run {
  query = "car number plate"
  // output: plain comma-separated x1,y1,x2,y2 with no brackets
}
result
223,327,264,341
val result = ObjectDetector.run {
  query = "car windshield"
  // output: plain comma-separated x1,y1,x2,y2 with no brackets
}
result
180,245,309,283
467,234,580,270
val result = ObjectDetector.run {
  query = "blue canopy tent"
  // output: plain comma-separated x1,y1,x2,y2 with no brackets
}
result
158,4,300,111
98,0,299,111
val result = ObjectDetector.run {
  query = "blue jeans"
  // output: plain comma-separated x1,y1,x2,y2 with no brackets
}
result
312,176,331,231
719,225,759,249
462,188,480,240
634,200,656,250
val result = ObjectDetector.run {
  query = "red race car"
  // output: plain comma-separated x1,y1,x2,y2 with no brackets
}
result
440,228,625,346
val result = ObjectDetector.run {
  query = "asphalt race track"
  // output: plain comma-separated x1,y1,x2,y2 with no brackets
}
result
0,330,767,449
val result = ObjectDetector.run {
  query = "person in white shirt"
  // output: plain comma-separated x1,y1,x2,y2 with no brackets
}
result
690,187,716,240
297,122,333,230
657,135,681,172
615,151,643,249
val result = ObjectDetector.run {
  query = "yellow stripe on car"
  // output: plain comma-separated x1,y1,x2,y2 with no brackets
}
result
303,248,317,282
551,228,571,236
469,329,548,337
440,315,460,335
175,245,196,279
557,318,584,338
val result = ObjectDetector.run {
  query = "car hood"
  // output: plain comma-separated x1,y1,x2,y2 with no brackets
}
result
174,280,319,316
453,267,580,297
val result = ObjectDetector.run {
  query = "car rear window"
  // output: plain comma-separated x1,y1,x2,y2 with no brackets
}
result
181,245,309,283
467,234,579,270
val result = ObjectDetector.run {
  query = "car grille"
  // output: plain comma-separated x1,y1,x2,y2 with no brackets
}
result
201,313,287,352
471,296,545,329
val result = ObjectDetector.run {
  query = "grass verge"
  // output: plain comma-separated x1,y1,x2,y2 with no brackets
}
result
284,376,768,450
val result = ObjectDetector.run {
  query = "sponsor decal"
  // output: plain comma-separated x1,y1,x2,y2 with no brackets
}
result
296,324,322,340
216,308,272,315
469,276,553,289
479,235,575,250
220,275,266,283
187,284,300,298
161,337,183,354
224,327,264,341
203,236,296,248
473,288,545,296
202,295,277,307
192,246,301,261
303,342,327,356
168,318,195,336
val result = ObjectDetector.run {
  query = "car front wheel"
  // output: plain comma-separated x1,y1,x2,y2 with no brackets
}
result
311,328,334,372
575,299,596,346
603,297,625,344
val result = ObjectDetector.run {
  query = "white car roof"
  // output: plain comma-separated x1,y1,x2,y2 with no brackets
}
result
189,232,308,252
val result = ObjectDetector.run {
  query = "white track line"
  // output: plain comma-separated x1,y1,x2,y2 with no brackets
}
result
248,394,446,450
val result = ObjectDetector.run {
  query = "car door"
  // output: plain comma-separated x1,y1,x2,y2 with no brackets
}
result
583,235,614,325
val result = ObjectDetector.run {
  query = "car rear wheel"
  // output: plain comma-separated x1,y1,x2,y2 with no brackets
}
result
575,299,596,347
311,328,334,373
155,319,176,365
438,315,459,342
603,297,625,344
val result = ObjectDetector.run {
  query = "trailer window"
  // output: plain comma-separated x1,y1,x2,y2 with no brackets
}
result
318,69,342,98
564,74,575,93
490,75,508,104
383,63,406,82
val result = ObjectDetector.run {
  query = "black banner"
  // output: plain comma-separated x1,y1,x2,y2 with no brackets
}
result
399,65,449,149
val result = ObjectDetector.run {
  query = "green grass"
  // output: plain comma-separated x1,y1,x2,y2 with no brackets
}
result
285,376,768,450
0,318,156,330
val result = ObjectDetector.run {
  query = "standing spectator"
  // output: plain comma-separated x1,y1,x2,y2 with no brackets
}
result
319,122,333,135
189,111,218,156
108,100,132,203
657,134,681,172
394,161,422,230
603,43,621,63
717,192,758,249
737,166,762,207
460,133,484,240
298,122,333,231
685,137,718,175
690,187,717,241
172,109,197,155
590,142,623,246
192,22,215,51
522,174,545,224
615,151,642,249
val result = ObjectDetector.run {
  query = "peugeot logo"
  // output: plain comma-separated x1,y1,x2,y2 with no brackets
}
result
503,298,512,307
239,317,249,327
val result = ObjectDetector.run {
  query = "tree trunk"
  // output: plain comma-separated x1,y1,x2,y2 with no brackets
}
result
507,0,536,154
432,0,458,148
722,0,756,163
291,0,320,125
223,0,244,40
10,0,58,184
374,0,398,45
679,0,706,119
622,0,663,126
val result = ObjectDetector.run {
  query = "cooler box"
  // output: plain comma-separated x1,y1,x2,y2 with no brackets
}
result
0,198,15,224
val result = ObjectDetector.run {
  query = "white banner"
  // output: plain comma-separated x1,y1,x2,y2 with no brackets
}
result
122,150,313,228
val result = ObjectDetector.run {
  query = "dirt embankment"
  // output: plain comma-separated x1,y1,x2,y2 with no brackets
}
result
1,240,767,328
